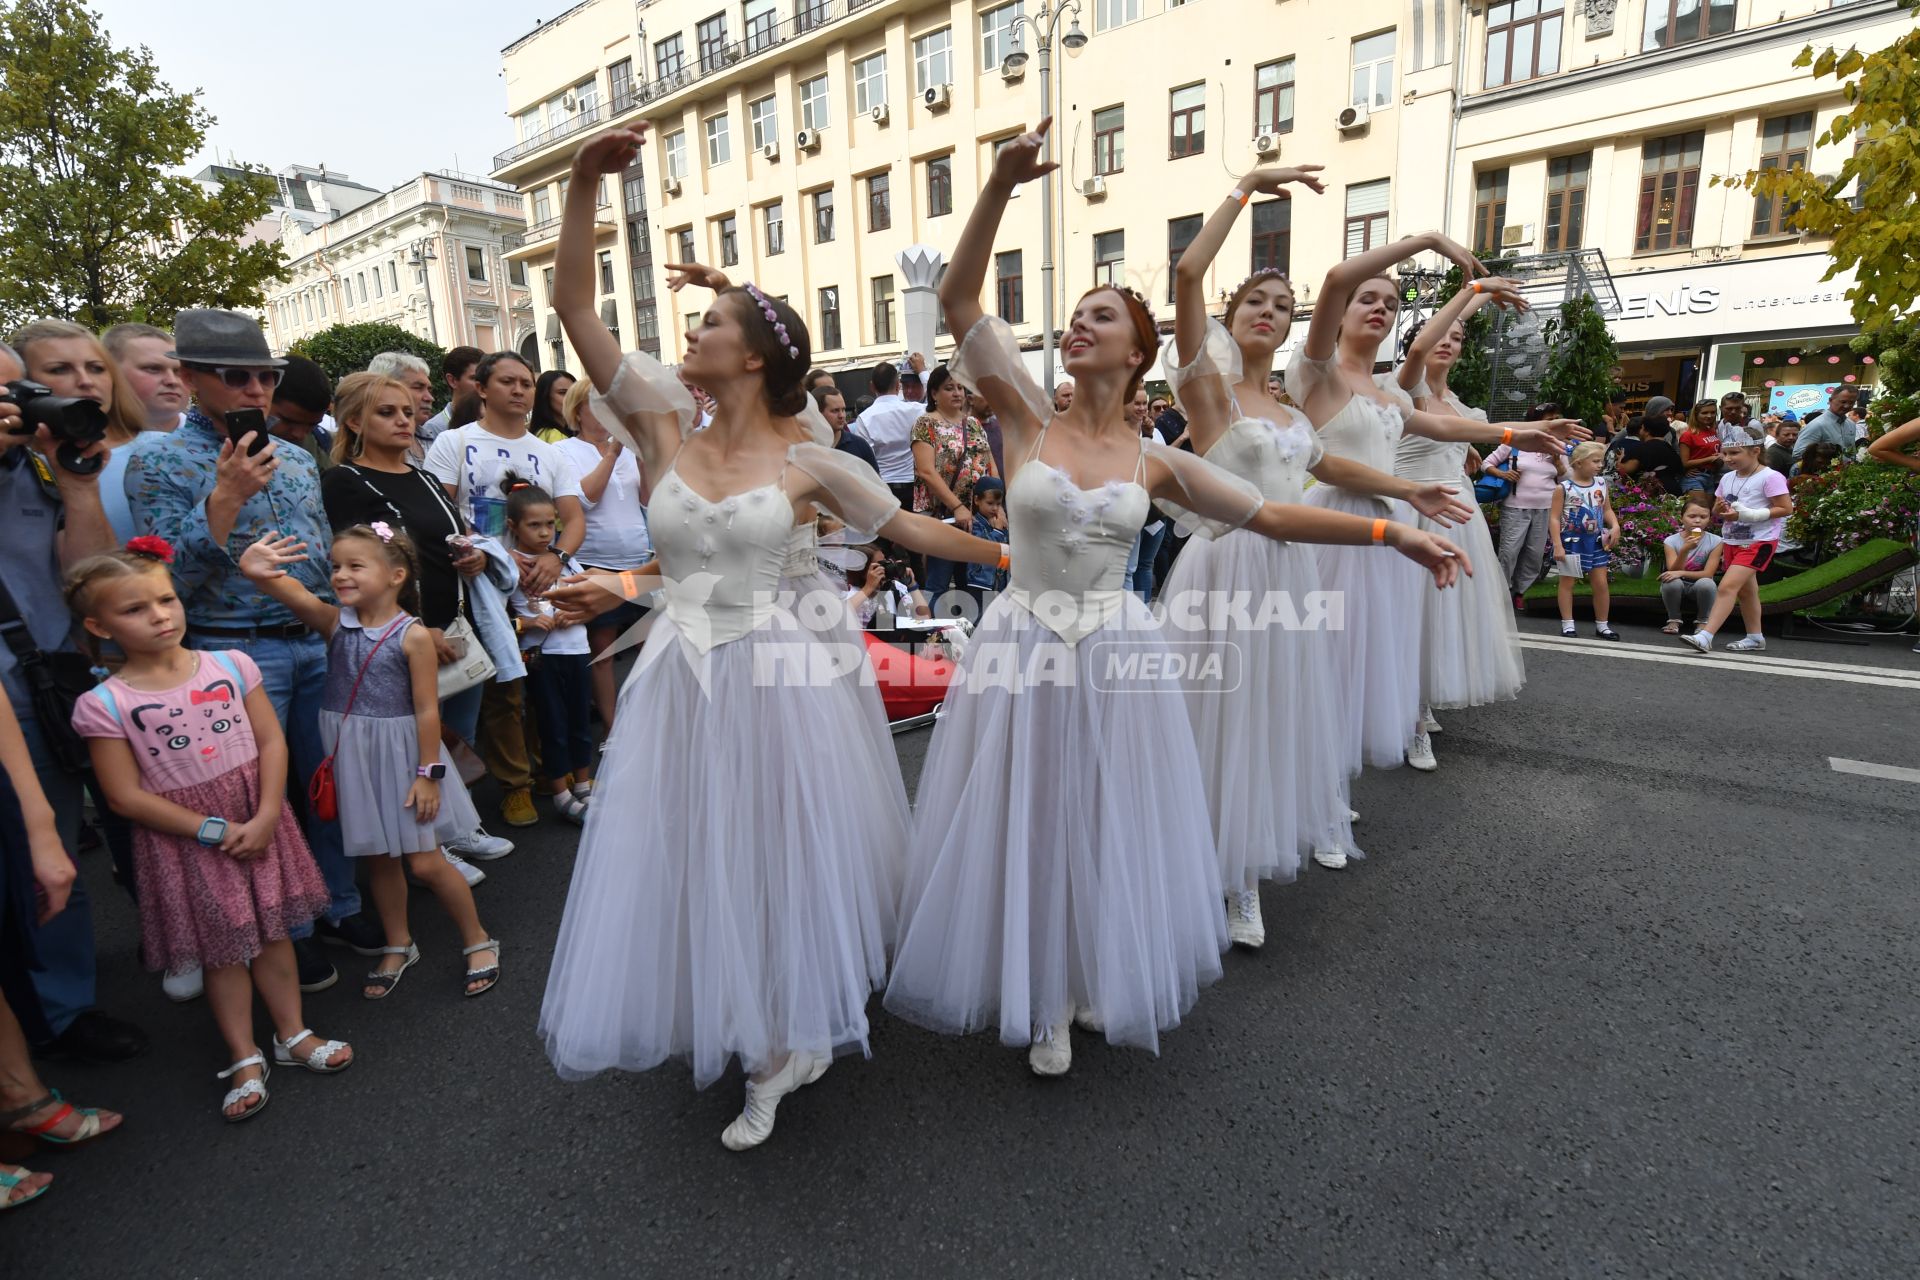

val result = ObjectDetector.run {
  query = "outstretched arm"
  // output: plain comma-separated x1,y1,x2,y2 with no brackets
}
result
1308,455,1475,525
1407,410,1588,452
877,509,1007,566
1867,417,1920,473
557,128,648,393
1303,232,1483,362
940,120,1057,399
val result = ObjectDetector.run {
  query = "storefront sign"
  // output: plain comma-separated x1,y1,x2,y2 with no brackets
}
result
1610,254,1856,344
1768,382,1842,415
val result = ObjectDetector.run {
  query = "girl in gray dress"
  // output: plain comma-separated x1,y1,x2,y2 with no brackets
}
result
241,524,501,1002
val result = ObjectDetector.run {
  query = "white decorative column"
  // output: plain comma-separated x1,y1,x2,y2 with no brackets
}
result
896,244,945,362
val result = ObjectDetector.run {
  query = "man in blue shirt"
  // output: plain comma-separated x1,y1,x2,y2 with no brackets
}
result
126,310,380,989
1792,386,1858,460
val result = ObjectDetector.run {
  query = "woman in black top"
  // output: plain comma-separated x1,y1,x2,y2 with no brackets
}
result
319,373,487,640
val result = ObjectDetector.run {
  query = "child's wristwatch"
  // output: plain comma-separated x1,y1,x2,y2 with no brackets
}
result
417,763,447,780
196,816,228,846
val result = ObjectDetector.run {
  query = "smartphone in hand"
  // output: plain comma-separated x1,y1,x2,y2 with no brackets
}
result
224,408,271,457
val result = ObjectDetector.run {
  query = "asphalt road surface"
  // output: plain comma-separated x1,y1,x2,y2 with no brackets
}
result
10,616,1919,1277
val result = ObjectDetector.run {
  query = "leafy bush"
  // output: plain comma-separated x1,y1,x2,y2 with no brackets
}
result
1785,458,1920,552
1859,313,1920,442
1537,295,1619,434
289,323,449,409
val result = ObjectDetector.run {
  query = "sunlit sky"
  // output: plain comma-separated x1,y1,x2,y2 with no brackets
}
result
92,0,550,192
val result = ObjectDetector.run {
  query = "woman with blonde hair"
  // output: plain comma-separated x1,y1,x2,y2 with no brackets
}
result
10,319,150,540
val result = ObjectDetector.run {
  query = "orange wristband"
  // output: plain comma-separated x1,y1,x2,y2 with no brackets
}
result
1230,188,1250,206
1501,427,1514,445
997,548,1011,570
1471,281,1485,294
616,570,641,600
1370,518,1388,544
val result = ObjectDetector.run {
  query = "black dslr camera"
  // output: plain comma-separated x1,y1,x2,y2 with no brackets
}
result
2,379,109,474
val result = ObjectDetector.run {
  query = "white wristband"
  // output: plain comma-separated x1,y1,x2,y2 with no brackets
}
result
1734,504,1771,523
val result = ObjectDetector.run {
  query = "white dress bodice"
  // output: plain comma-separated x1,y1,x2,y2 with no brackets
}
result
648,470,800,653
1201,408,1324,505
1395,380,1482,483
1004,443,1150,644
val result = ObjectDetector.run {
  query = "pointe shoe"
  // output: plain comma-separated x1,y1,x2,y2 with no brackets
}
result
1313,845,1350,871
1028,1019,1072,1077
720,1052,815,1151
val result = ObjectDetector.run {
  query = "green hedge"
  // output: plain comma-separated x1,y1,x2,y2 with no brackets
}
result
1525,537,1915,605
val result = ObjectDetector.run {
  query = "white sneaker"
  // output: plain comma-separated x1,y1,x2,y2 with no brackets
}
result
1407,731,1437,772
1726,634,1767,653
1072,1004,1104,1034
1347,807,1361,824
720,1051,818,1151
1681,630,1714,655
1028,1019,1072,1076
1312,845,1350,871
162,964,204,1003
445,849,485,887
447,826,514,861
1420,711,1441,733
1228,889,1265,949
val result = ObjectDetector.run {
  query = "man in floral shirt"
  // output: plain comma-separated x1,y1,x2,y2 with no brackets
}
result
125,310,379,990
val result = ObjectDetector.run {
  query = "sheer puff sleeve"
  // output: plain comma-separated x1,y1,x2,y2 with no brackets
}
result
785,443,901,542
1373,372,1418,420
1146,439,1265,540
1284,344,1343,409
590,350,698,464
951,315,1052,436
1165,318,1241,436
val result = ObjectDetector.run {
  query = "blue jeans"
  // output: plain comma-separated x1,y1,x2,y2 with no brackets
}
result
18,711,95,1036
442,682,484,748
188,632,359,929
1131,522,1169,601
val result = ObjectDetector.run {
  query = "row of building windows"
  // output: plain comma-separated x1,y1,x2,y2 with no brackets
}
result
273,245,533,334
1486,0,1753,91
1468,111,1816,256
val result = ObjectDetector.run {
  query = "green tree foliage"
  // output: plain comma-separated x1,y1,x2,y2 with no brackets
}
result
1538,295,1620,430
0,0,288,331
290,323,450,409
1716,0,1920,343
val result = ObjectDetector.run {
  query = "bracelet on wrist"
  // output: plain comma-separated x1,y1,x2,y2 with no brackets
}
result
1370,518,1388,545
1229,188,1250,206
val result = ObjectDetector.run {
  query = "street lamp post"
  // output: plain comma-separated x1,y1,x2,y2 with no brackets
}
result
406,234,441,346
1002,2,1087,395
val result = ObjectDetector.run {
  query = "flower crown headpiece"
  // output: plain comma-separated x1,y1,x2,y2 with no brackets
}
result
124,535,175,564
1108,284,1158,329
1231,267,1293,299
741,283,800,360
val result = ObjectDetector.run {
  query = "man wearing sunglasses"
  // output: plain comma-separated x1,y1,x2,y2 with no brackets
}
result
126,309,380,991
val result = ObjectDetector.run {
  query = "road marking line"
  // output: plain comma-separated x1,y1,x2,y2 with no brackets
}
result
1516,638,1920,690
1829,757,1920,784
1533,632,1918,679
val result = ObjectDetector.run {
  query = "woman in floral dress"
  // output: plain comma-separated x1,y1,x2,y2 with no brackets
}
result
911,365,998,602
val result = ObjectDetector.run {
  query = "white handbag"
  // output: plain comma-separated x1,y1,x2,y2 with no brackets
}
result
436,579,496,699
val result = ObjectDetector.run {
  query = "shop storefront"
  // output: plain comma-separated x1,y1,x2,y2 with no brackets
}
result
1606,253,1872,418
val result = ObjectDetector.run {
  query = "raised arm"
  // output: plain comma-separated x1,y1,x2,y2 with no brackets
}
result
1866,417,1920,473
556,129,648,394
1399,278,1527,395
664,261,733,294
237,534,341,637
940,119,1058,404
1303,232,1483,362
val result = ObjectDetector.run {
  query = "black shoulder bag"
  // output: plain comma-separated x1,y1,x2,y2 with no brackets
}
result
0,575,98,774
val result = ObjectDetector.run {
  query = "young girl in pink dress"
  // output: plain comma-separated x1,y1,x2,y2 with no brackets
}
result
66,539,353,1123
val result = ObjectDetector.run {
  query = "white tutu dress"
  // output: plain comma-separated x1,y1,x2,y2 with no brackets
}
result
885,317,1271,1056
1394,379,1525,709
1285,349,1424,773
1160,321,1358,886
539,351,910,1089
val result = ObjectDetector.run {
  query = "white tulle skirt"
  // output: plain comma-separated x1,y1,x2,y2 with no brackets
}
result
1304,487,1425,773
1407,495,1525,709
884,593,1228,1055
539,604,907,1089
1160,527,1358,887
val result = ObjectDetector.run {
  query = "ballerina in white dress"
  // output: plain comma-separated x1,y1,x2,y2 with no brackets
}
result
536,129,1006,1152
1287,236,1584,800
1392,281,1530,747
883,123,1467,1077
1159,169,1480,941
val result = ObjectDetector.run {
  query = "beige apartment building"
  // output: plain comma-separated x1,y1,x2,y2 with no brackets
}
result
263,173,536,359
493,0,1413,380
1399,0,1906,416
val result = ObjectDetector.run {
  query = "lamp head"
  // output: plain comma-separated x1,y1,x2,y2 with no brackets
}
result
1003,43,1029,71
1062,19,1088,50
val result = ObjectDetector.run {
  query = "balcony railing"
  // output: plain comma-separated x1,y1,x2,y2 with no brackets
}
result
495,100,608,169
520,202,614,246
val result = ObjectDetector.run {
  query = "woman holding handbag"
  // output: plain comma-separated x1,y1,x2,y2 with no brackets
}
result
319,373,517,868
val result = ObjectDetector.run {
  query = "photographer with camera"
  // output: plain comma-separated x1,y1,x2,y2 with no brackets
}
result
125,310,382,992
845,545,930,629
0,337,148,1063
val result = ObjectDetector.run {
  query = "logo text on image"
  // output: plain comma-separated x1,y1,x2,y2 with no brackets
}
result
1089,640,1244,695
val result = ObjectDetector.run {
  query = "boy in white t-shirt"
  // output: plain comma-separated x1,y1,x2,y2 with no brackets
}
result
1682,428,1792,656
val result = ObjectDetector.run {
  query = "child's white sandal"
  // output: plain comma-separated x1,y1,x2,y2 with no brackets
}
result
216,1052,270,1123
273,1029,353,1074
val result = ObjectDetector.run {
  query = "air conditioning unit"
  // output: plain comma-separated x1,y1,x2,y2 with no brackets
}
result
1254,132,1281,158
723,45,742,64
870,103,890,125
1080,176,1107,200
1500,222,1536,248
795,128,821,152
1336,103,1370,133
923,84,952,110
759,141,780,161
662,175,682,196
1000,60,1025,83
562,90,578,111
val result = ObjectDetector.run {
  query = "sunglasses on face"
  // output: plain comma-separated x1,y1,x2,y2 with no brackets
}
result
188,364,283,389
